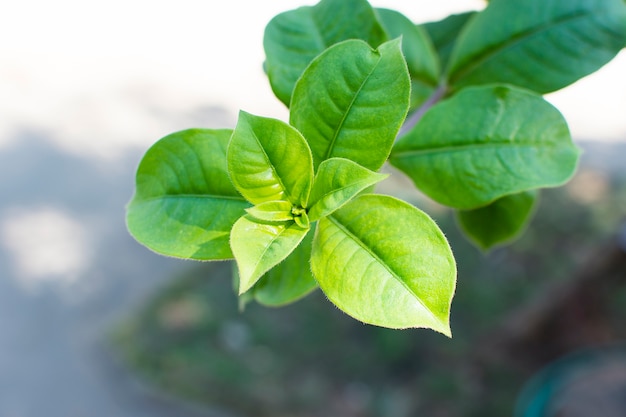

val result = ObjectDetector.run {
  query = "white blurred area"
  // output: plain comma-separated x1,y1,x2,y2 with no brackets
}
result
3,0,623,162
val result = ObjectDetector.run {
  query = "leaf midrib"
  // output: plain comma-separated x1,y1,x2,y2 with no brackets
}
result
449,9,589,84
326,214,441,325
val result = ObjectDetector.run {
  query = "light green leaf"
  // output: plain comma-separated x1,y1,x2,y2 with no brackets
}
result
127,129,249,260
231,215,309,295
290,38,410,171
228,111,314,207
457,190,538,250
447,0,626,93
376,8,440,86
390,84,580,209
252,227,318,307
421,12,477,70
246,200,293,223
308,158,388,221
311,194,456,335
264,0,386,106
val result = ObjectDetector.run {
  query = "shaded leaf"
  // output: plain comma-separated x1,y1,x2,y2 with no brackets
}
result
422,12,477,70
127,129,249,260
447,0,626,93
231,216,309,295
390,84,580,209
264,0,386,106
228,111,313,207
308,158,387,221
290,38,410,170
457,190,538,250
311,195,456,335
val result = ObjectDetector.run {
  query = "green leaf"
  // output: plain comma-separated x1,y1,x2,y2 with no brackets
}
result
231,215,309,295
252,227,318,306
290,38,410,171
422,12,477,70
127,129,249,260
390,84,580,209
457,190,538,250
228,111,314,207
447,0,626,93
264,0,386,106
246,200,293,222
376,8,440,86
308,158,388,222
311,195,456,335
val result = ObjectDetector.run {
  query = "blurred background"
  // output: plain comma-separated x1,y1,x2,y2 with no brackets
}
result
1,1,625,416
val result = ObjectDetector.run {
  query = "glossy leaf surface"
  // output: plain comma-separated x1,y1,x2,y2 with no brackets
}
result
127,129,249,260
390,85,580,209
457,190,538,250
290,39,410,170
252,228,318,306
308,158,387,221
311,195,456,334
228,111,313,207
264,0,386,106
231,216,309,295
447,0,626,93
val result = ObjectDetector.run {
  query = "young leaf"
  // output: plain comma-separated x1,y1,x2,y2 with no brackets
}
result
311,195,456,335
457,190,538,251
252,227,318,307
231,215,309,295
127,129,249,260
246,200,294,223
421,12,477,70
290,38,410,171
228,111,314,208
376,8,440,87
264,0,386,106
390,84,580,210
307,158,388,222
447,0,626,93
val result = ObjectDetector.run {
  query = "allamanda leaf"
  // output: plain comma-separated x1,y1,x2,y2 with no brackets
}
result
228,111,313,208
264,0,386,106
308,158,387,222
231,215,309,295
457,190,538,251
390,84,580,210
311,194,456,335
127,129,249,260
290,38,410,171
251,227,318,307
447,0,626,93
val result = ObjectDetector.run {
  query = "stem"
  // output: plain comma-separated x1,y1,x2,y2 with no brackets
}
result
398,83,448,136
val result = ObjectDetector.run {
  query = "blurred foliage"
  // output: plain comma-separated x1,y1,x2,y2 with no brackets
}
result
112,166,626,417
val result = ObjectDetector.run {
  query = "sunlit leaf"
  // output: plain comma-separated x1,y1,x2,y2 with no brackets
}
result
291,38,410,170
246,200,294,223
228,111,313,207
311,195,456,335
390,84,580,209
127,129,249,260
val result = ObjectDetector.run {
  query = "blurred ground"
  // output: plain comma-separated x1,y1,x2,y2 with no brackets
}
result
0,127,617,416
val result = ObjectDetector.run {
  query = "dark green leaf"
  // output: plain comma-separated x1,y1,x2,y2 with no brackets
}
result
127,129,249,260
390,84,580,209
264,0,386,106
290,38,410,170
308,158,387,221
311,194,456,334
228,111,314,207
447,0,626,93
421,12,477,70
457,190,538,250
